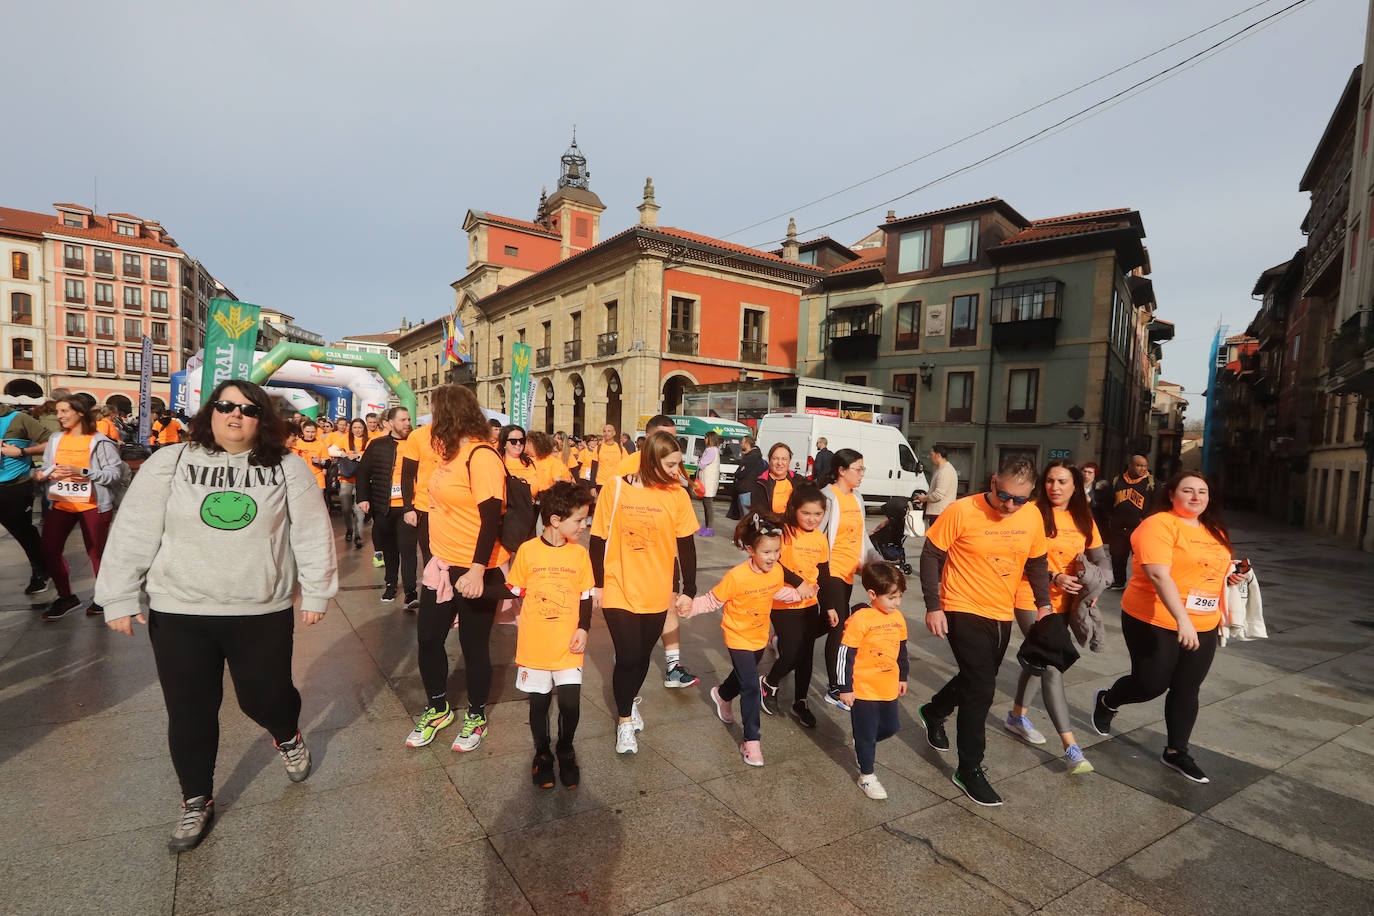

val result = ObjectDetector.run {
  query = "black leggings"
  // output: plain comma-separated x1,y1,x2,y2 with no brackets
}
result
0,479,45,577
851,698,899,775
719,647,766,741
529,685,581,753
602,607,667,718
147,608,301,801
1104,611,1219,752
824,581,857,690
767,605,824,700
927,611,1013,773
416,566,503,715
373,509,418,592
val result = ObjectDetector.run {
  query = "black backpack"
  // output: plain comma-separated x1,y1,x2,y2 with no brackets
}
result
467,444,536,553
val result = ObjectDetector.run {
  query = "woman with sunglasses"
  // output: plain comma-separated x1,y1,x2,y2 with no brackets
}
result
918,455,1052,808
95,380,337,852
500,425,540,495
820,448,880,709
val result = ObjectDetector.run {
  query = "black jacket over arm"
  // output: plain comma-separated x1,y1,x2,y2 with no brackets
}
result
355,435,411,511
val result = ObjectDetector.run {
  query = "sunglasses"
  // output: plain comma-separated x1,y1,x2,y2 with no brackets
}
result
507,438,525,445
995,490,1031,505
212,400,263,419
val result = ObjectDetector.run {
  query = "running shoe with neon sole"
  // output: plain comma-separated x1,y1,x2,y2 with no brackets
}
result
1065,743,1094,775
1004,712,1047,745
615,721,638,754
372,551,384,568
664,661,699,688
168,796,214,852
404,705,455,748
740,740,764,767
630,696,644,732
451,712,488,752
710,686,734,724
857,775,888,800
918,703,950,751
274,732,312,782
952,766,1003,806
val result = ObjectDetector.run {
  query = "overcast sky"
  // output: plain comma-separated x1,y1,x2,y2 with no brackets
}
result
5,0,1365,404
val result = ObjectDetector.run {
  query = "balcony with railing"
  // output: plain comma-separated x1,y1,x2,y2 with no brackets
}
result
740,339,768,363
535,347,550,368
597,331,618,357
431,373,438,387
990,279,1063,349
564,339,581,362
446,363,476,384
825,305,880,362
668,329,698,356
491,357,503,376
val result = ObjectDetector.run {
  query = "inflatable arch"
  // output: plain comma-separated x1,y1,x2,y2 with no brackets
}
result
250,342,416,417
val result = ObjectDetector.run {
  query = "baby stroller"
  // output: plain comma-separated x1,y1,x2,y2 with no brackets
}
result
869,492,923,575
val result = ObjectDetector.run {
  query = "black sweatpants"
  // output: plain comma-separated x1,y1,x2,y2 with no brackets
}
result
1104,611,1219,752
1108,522,1139,586
0,479,45,577
529,685,581,753
416,566,503,715
719,647,766,741
416,510,432,570
147,608,301,801
767,605,824,700
851,698,900,775
824,581,856,690
602,607,667,718
927,611,1013,773
373,508,418,593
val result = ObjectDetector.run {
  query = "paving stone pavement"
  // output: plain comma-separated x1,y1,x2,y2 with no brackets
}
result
1,505,1372,915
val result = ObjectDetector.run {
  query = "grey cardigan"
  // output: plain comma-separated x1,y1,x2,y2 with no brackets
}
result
39,431,125,513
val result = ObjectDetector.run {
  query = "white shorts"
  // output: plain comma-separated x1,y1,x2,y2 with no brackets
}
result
516,666,583,694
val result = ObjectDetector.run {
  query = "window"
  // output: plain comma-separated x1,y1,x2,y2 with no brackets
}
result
124,351,142,373
828,304,879,337
124,287,142,310
669,296,697,354
64,279,85,304
95,282,114,307
64,244,84,270
66,313,86,337
670,296,694,331
896,301,920,349
63,214,83,228
10,251,29,279
152,353,169,376
542,320,552,347
124,318,142,341
950,294,978,347
96,349,115,372
1364,104,1371,153
991,279,1062,322
151,322,169,344
942,219,979,266
116,223,136,237
150,257,168,282
95,315,114,339
66,346,87,370
11,338,34,369
796,249,817,265
843,374,868,386
892,372,918,394
94,248,113,274
937,443,975,496
575,216,589,239
503,245,519,257
149,289,168,312
743,308,765,343
605,300,618,333
945,371,974,421
897,228,930,273
10,292,32,323
122,253,141,278
1007,368,1039,422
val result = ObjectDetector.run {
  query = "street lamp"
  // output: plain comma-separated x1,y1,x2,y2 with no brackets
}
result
917,362,935,389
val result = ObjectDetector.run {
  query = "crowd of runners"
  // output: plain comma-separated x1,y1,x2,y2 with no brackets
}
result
1,381,1248,851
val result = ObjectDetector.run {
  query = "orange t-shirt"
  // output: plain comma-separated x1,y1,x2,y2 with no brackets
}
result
841,605,908,702
593,440,627,486
401,426,440,512
508,537,595,671
712,561,785,651
505,455,541,497
158,419,181,445
428,440,509,569
774,527,828,610
338,432,369,483
292,437,328,489
535,453,573,492
1122,511,1230,632
613,451,641,477
591,478,698,613
50,433,96,513
769,477,793,514
828,489,865,585
96,417,119,440
926,494,1048,621
577,447,594,480
1013,508,1103,612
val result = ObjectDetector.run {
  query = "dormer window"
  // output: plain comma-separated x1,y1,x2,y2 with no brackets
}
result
63,214,84,228
116,222,136,237
942,219,979,266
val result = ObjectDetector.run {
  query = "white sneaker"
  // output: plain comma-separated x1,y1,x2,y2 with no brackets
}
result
615,721,638,755
1003,712,1047,745
631,696,644,732
858,775,888,800
710,686,734,725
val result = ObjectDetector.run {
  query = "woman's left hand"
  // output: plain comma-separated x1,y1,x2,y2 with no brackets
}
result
301,611,324,626
1225,571,1245,586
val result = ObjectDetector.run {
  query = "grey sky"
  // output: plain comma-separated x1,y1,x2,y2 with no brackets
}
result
5,0,1364,405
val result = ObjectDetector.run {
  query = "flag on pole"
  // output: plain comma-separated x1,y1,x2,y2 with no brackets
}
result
449,313,471,364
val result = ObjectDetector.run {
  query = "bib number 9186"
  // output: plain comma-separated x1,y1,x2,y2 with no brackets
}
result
50,478,92,501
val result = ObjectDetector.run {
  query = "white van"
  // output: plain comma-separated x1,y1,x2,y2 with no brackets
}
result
752,413,928,503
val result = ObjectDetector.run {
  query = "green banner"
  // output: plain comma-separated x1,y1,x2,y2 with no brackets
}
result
201,299,262,406
510,342,533,428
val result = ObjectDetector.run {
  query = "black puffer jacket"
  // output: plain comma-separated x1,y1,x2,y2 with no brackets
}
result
355,435,415,512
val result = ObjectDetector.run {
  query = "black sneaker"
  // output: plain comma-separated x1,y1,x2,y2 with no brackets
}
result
345,531,353,542
24,575,49,596
532,751,555,789
1161,748,1209,784
168,796,214,852
760,677,779,716
1091,689,1116,737
789,699,818,729
952,766,1003,806
41,595,81,621
381,586,397,602
404,591,420,611
86,602,104,617
918,703,949,751
354,540,364,550
557,747,580,788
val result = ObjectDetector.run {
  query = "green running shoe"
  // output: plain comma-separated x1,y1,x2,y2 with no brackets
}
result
405,705,455,748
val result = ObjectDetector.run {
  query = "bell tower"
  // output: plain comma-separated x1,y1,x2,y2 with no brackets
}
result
544,128,606,259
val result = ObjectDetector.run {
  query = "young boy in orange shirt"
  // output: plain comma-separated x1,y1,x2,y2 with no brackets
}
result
506,481,597,789
837,563,910,800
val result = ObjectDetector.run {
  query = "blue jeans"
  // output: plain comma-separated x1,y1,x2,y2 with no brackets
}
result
851,698,899,775
719,647,765,741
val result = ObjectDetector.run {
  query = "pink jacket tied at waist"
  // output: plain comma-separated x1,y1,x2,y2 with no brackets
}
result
422,556,455,603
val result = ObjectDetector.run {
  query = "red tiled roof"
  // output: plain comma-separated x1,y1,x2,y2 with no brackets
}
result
53,202,92,213
0,206,48,238
0,205,185,253
1031,208,1133,225
890,197,1002,224
1152,318,1175,327
998,220,1131,246
830,251,885,274
653,225,822,269
107,212,142,221
477,211,561,237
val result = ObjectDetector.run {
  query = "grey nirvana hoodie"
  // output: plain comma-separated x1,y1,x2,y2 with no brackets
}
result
96,443,338,622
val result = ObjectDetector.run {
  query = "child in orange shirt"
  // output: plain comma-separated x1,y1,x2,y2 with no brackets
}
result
837,563,910,800
686,511,814,766
506,481,596,790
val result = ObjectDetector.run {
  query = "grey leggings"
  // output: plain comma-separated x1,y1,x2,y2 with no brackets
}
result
1012,608,1072,740
337,480,366,538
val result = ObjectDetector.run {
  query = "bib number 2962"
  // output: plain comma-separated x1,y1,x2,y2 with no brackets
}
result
1185,592,1219,613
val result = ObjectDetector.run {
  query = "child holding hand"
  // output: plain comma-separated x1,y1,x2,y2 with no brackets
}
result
835,563,910,800
506,481,596,789
684,512,815,766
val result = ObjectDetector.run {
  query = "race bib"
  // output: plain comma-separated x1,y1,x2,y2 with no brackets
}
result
1185,591,1220,613
390,483,403,500
50,478,92,501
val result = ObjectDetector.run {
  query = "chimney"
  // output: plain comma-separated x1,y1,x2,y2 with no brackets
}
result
782,217,799,261
886,210,896,221
636,177,660,227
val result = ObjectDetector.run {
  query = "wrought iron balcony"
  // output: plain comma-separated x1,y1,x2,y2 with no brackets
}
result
491,357,503,375
535,347,550,368
564,339,582,362
598,331,618,357
740,340,767,363
668,329,698,355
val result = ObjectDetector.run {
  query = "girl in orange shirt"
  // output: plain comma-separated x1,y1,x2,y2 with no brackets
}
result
1091,471,1244,784
687,511,811,766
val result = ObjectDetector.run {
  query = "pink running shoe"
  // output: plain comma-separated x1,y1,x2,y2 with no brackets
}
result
740,740,764,767
710,686,734,725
